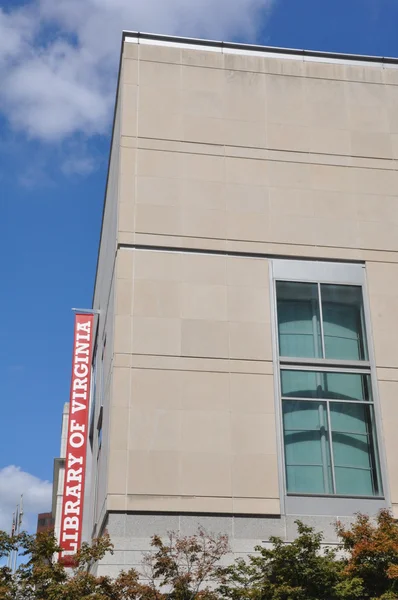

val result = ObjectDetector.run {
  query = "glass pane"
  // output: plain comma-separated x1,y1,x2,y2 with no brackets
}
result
276,282,322,358
334,467,374,497
321,284,368,361
283,400,333,494
286,466,327,494
330,403,381,496
281,370,372,402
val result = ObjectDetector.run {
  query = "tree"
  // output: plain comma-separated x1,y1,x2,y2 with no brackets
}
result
337,509,398,600
142,528,230,600
3,512,398,600
218,521,342,600
218,511,398,600
0,527,229,600
0,528,117,600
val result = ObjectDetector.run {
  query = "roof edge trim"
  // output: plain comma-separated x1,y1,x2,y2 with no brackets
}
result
122,30,398,66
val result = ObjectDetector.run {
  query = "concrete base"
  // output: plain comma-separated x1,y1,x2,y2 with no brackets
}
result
94,512,353,577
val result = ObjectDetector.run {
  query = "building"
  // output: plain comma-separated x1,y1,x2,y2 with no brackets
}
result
36,512,54,534
52,403,69,543
85,31,398,576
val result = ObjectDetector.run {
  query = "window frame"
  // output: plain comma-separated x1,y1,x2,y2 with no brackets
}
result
269,259,389,516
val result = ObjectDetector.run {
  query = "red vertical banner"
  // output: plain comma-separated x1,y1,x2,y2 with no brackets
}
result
59,313,94,564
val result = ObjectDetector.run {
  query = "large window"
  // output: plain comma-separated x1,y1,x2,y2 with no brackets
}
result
275,274,382,498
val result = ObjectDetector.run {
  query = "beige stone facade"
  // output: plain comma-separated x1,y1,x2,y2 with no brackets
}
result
87,33,398,575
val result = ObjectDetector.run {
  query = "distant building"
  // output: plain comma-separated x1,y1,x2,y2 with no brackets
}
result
62,31,398,576
52,403,69,542
36,512,54,534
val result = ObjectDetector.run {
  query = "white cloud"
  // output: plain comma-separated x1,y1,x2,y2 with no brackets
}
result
61,155,97,176
0,466,52,533
0,5,36,61
0,0,273,142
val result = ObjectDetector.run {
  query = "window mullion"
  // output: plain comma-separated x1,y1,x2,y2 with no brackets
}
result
326,401,337,494
281,396,373,405
312,298,322,359
279,357,371,371
318,282,327,359
318,402,331,494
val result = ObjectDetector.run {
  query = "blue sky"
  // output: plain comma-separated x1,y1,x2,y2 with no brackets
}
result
1,0,398,531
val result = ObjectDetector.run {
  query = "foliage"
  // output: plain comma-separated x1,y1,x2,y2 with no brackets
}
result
142,528,230,600
2,511,398,600
219,510,398,600
0,526,229,600
0,529,115,600
337,509,398,600
218,521,342,600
